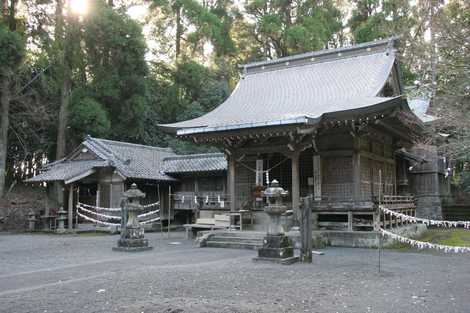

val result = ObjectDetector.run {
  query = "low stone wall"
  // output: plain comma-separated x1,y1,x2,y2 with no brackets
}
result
310,224,427,248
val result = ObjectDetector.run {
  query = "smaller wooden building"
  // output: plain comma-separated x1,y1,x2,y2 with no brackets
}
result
26,136,227,230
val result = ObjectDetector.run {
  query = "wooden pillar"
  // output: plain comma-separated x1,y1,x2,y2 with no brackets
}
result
228,156,236,212
300,196,312,263
313,155,322,200
68,184,74,231
96,183,101,207
291,151,301,221
347,211,353,231
352,152,361,201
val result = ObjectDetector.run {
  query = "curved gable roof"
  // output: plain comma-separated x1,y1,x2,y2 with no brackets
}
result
161,38,402,135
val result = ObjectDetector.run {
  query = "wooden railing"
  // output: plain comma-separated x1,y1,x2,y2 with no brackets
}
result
380,195,416,210
380,195,416,229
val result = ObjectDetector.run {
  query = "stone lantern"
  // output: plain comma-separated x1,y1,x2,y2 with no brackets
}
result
113,183,152,252
254,180,298,264
28,210,37,232
56,207,67,233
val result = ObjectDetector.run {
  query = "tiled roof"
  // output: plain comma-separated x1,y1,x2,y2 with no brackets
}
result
408,98,437,123
27,137,177,183
27,160,108,183
161,38,407,135
87,137,176,181
163,153,227,174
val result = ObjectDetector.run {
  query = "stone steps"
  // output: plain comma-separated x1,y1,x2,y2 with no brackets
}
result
204,231,264,250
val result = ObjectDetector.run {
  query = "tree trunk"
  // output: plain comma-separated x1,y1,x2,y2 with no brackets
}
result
56,67,71,160
55,3,72,160
175,4,182,61
429,0,438,104
8,0,16,31
0,74,10,197
1,0,8,18
54,0,64,42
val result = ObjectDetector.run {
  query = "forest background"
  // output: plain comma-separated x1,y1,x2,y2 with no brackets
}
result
0,0,468,197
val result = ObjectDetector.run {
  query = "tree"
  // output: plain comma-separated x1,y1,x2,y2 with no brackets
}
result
428,0,470,161
244,0,342,58
82,0,150,142
0,1,25,196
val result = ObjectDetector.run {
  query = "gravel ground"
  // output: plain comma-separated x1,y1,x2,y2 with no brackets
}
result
0,232,469,313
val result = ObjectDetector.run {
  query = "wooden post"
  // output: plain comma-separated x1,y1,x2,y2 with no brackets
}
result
291,151,300,221
228,156,236,212
300,196,312,263
168,185,171,238
313,155,322,201
348,211,353,231
96,183,100,207
352,152,361,201
68,184,74,231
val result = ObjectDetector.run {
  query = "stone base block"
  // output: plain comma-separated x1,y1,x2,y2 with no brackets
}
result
252,256,299,265
113,238,152,252
112,246,153,252
255,234,296,263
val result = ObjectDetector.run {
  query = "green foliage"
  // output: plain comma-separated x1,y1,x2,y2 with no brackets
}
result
82,0,150,142
69,94,111,140
245,0,341,58
349,0,415,43
0,24,25,73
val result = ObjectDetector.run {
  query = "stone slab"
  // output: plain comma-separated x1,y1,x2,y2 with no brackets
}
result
252,256,299,265
112,246,153,252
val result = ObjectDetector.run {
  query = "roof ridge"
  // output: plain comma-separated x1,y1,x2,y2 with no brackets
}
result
85,137,116,161
92,137,174,153
163,153,224,161
240,37,397,73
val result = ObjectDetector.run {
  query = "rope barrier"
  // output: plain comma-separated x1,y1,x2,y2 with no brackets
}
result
78,202,121,212
379,228,470,253
78,201,160,211
77,211,120,226
78,205,121,220
142,202,160,208
380,206,470,229
138,209,160,218
140,216,161,225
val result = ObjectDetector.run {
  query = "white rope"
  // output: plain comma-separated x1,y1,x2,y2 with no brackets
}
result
379,228,470,253
78,205,121,220
140,216,161,224
142,202,160,208
77,211,120,226
380,206,470,229
78,201,160,211
138,209,160,218
78,202,121,212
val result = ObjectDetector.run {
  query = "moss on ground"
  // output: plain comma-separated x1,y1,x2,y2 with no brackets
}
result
388,228,470,252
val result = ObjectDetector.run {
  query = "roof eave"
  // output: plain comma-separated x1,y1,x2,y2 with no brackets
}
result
176,116,318,136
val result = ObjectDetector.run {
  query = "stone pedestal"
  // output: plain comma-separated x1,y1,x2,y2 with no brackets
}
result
113,184,153,252
254,234,298,264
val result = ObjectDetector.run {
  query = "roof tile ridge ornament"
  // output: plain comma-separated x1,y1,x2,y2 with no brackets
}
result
88,136,129,166
240,37,397,73
84,136,113,160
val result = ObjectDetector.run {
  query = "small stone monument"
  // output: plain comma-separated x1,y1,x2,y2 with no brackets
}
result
113,184,152,252
56,207,67,233
28,210,37,232
253,180,298,264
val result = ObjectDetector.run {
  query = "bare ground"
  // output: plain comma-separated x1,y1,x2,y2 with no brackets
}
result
0,232,469,313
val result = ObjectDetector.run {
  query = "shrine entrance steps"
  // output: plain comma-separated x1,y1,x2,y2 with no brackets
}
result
200,231,264,250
